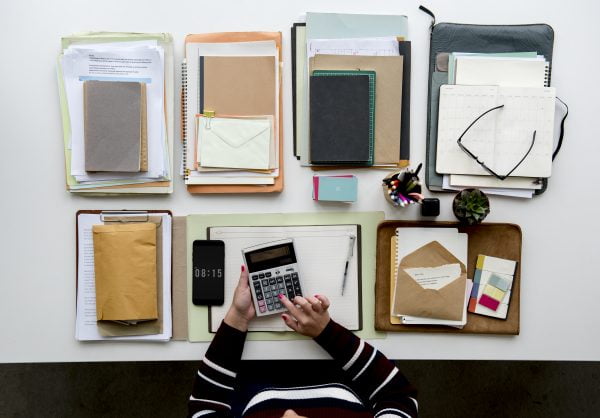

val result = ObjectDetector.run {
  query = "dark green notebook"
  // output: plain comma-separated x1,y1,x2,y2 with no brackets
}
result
309,70,375,165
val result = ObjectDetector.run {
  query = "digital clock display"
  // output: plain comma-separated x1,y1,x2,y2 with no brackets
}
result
192,240,225,305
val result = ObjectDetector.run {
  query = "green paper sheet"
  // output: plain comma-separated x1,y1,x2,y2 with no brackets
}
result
186,212,385,342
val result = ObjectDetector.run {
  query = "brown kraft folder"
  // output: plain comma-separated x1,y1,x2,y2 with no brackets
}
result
184,32,283,194
93,222,158,322
310,54,403,165
375,221,521,335
392,241,467,321
97,216,164,337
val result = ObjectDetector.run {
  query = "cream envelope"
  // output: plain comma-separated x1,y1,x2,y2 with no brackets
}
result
198,116,272,170
392,241,467,321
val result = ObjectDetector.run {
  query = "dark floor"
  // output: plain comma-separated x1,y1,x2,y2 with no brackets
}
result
1,361,599,417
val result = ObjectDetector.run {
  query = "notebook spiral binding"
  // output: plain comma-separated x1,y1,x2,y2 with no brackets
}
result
544,62,550,87
181,59,189,182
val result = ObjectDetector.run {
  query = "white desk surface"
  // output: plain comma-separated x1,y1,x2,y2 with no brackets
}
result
1,0,599,363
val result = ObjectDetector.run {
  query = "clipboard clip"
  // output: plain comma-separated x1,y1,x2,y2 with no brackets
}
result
101,211,149,223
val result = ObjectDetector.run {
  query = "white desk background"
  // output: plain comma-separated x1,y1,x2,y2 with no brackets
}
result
1,0,599,363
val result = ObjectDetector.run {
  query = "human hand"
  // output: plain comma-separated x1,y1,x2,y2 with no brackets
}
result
279,294,331,338
224,266,255,332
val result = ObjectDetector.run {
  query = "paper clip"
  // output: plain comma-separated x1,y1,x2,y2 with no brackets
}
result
204,110,215,129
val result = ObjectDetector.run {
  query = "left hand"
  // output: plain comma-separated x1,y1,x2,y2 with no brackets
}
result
224,266,255,331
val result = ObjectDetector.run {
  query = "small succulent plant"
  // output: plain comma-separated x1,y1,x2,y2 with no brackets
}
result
453,189,490,225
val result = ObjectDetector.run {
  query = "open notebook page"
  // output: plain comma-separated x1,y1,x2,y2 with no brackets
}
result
208,225,360,332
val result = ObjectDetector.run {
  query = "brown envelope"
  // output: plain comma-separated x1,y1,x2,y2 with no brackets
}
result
93,222,158,322
392,241,467,321
97,217,163,337
310,54,403,165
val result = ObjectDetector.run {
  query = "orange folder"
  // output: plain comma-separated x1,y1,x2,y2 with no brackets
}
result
183,32,283,194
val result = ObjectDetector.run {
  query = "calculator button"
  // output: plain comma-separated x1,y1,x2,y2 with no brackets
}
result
258,300,265,307
278,283,285,289
284,274,291,280
259,273,265,279
254,282,261,289
265,272,272,277
261,279,269,287
269,278,276,285
259,306,266,313
287,290,295,299
274,302,282,309
291,273,298,279
264,291,271,298
270,285,276,291
276,276,283,283
252,275,259,280
267,304,274,311
257,294,263,301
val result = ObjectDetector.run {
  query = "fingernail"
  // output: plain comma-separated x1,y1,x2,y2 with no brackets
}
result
278,294,283,299
281,314,287,320
314,294,319,297
241,265,245,272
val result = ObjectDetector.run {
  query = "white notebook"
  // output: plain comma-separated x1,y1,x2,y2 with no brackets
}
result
436,84,556,178
208,225,361,332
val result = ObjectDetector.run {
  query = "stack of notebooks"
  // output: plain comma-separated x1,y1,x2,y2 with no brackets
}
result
390,227,472,328
435,53,555,198
75,211,172,341
291,12,411,168
181,32,283,193
57,32,174,194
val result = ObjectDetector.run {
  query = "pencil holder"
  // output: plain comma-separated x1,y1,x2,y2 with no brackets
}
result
381,163,424,208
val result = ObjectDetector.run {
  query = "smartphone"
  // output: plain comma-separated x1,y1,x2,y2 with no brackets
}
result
192,240,225,306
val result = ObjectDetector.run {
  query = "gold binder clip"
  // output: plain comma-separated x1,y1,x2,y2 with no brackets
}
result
203,109,215,129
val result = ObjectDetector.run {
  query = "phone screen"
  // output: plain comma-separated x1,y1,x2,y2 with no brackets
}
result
192,240,225,306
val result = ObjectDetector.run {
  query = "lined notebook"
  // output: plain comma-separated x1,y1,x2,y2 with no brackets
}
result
309,70,375,165
208,225,362,332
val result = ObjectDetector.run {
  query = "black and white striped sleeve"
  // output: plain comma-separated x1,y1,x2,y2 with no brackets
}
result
314,320,418,417
188,321,246,418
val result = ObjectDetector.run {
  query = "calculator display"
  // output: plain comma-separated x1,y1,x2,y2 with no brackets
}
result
245,242,297,272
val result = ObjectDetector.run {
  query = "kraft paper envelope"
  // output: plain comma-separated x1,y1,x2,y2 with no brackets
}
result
311,54,403,165
393,241,467,321
198,116,272,170
97,217,163,336
93,222,158,322
203,56,277,168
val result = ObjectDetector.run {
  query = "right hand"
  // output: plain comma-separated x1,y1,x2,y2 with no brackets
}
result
279,294,331,338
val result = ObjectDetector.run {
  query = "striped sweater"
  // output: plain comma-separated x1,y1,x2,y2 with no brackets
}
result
188,320,418,417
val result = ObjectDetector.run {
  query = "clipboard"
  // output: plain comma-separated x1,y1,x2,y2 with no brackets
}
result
74,210,189,341
375,220,522,335
181,32,284,194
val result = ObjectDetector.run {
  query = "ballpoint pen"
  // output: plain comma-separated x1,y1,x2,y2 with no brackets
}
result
341,235,356,296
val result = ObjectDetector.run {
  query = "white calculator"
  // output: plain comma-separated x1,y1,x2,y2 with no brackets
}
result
242,239,304,317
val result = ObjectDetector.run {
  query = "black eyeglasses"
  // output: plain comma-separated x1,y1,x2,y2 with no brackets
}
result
457,104,536,181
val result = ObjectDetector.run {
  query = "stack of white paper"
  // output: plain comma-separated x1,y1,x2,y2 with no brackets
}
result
437,53,555,198
57,33,174,194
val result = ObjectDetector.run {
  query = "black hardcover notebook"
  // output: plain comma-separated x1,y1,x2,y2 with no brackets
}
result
309,71,375,165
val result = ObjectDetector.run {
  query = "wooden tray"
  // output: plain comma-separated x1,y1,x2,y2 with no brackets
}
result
375,221,521,335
